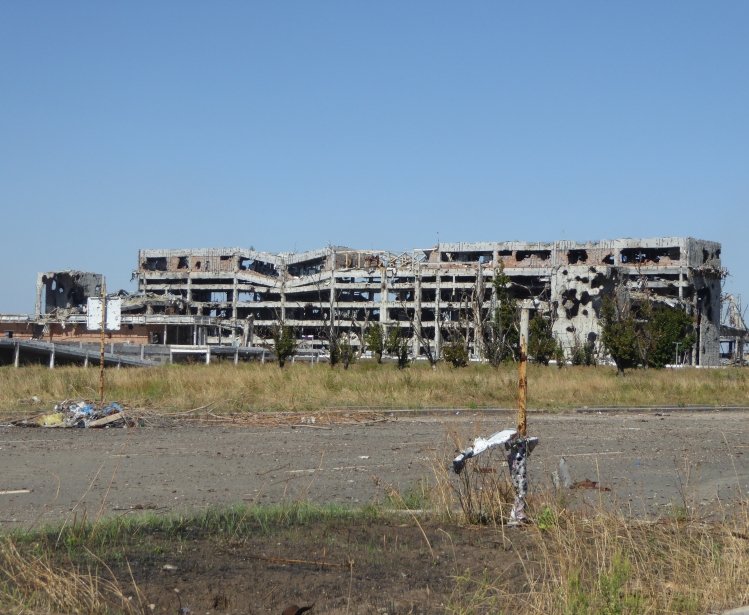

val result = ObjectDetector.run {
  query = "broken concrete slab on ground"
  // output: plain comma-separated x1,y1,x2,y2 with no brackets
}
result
13,400,135,428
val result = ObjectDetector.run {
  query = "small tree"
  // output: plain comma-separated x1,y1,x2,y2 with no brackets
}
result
485,262,519,366
328,335,340,367
339,336,357,369
600,294,640,375
570,335,597,366
385,327,410,369
601,284,697,373
364,324,385,363
272,324,297,368
553,341,566,368
647,304,696,368
528,313,557,365
398,299,439,368
443,332,469,367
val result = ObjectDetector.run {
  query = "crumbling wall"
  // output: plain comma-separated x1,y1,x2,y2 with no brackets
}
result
694,274,722,366
551,265,615,355
35,271,103,317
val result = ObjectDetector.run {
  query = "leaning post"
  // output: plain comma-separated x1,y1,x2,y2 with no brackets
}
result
518,335,528,437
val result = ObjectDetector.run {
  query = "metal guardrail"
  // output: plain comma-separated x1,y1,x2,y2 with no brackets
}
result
0,338,158,368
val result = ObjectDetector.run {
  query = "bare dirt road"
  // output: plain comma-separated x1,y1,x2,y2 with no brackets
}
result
1,408,747,528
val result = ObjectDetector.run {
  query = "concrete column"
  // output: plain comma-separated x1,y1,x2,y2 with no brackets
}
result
473,269,485,359
379,267,388,327
242,320,249,347
280,263,288,323
412,271,422,357
329,267,336,327
434,271,442,357
232,257,239,321
35,273,45,318
205,348,211,365
739,336,746,366
678,269,684,300
13,342,20,368
328,252,337,347
49,348,55,369
520,307,530,350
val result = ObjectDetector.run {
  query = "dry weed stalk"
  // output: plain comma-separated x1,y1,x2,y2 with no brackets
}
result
0,538,140,614
431,433,749,614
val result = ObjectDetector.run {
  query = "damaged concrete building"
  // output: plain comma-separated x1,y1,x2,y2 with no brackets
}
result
0,237,732,367
132,237,725,366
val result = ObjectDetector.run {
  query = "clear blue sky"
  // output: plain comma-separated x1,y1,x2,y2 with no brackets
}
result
1,2,747,315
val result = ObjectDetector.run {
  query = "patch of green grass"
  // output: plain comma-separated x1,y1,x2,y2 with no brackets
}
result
386,478,433,510
8,502,383,559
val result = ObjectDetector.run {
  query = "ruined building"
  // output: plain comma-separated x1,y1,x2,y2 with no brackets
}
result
0,237,729,367
133,237,724,366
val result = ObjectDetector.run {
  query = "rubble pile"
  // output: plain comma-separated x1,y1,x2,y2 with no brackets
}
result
14,400,133,428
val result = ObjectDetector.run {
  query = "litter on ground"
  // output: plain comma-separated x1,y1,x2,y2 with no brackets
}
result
12,400,134,428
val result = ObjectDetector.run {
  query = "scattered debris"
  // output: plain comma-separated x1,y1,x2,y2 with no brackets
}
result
0,489,31,495
571,479,611,491
12,400,134,428
551,457,610,491
552,457,573,490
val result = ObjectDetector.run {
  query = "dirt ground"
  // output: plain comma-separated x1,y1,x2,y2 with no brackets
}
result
1,408,747,526
1,408,748,614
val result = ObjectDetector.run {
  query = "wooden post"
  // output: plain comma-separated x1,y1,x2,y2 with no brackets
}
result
518,334,528,437
99,279,106,404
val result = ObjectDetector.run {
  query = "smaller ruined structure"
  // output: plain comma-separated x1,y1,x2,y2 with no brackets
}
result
35,271,103,318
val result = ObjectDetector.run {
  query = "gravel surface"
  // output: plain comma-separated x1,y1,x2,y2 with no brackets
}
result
1,408,747,528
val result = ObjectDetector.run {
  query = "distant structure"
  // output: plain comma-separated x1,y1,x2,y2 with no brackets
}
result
0,237,737,367
132,237,724,365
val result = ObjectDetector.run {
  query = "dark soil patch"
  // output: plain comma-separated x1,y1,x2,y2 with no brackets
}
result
99,518,531,615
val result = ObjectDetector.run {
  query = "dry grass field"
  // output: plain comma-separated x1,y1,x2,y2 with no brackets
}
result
1,362,748,414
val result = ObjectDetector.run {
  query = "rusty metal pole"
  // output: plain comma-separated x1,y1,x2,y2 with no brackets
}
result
99,279,106,404
517,312,528,437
